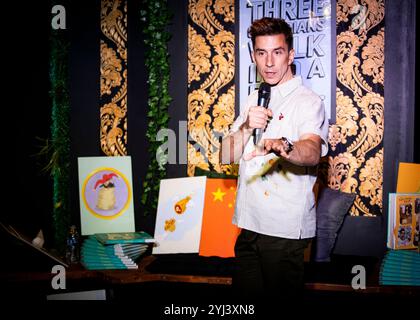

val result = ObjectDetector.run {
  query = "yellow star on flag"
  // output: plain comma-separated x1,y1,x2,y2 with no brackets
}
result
212,187,226,202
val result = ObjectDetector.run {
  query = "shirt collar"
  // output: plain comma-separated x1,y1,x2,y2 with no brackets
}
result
272,76,302,97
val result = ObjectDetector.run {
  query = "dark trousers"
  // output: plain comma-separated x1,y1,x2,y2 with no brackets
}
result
233,229,310,299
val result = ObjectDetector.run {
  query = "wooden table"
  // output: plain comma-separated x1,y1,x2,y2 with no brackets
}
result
1,255,419,298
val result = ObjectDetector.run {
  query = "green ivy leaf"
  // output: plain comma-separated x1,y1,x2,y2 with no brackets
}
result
140,0,172,216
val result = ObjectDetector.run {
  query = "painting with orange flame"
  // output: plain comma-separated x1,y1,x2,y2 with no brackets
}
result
152,176,206,254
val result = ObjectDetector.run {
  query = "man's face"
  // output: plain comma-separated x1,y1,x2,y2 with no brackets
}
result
252,34,295,86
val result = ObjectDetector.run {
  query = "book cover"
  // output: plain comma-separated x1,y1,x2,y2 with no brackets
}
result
81,245,146,261
381,280,420,284
81,261,138,270
380,279,420,284
81,252,135,263
82,237,148,260
95,231,155,245
382,259,420,270
81,255,136,266
381,276,420,284
118,243,149,249
387,193,419,249
114,244,148,252
78,156,135,235
381,269,420,278
386,250,420,261
380,250,420,286
382,259,420,268
396,162,420,193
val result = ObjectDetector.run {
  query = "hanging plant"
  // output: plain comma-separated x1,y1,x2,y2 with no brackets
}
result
49,28,71,252
140,0,172,215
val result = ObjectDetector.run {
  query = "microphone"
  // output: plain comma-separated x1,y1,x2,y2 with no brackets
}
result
253,82,271,145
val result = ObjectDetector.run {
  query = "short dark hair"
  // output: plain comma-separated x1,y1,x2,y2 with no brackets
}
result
248,17,293,51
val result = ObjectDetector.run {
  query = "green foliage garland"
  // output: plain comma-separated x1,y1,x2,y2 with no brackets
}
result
140,0,172,215
49,29,71,252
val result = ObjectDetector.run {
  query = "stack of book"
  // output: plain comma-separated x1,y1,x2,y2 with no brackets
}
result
81,232,155,270
379,250,420,286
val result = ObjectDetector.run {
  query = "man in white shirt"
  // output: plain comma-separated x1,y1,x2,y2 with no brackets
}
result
220,17,328,298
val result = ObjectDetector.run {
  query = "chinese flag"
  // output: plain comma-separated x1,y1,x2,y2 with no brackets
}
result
199,178,240,257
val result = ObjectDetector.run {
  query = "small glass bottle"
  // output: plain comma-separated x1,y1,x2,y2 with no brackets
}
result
65,225,80,265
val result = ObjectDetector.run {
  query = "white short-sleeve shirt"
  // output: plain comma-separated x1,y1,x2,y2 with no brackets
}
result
231,76,328,239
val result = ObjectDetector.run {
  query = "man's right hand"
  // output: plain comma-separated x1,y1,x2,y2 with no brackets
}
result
243,106,273,132
220,106,272,164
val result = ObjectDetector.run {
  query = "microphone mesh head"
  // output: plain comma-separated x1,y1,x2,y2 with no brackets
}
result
258,82,271,97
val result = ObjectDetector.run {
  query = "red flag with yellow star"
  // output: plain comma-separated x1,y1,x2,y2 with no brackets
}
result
199,178,240,257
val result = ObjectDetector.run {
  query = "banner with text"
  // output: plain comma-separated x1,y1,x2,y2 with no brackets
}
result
239,0,335,122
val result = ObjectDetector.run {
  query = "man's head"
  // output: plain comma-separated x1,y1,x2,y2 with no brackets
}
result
248,18,295,86
248,17,293,50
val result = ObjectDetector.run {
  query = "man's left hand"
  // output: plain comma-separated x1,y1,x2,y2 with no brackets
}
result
264,139,292,159
243,138,291,160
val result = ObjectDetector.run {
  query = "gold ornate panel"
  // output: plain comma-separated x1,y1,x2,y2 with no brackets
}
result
187,0,237,176
100,0,128,156
319,0,385,216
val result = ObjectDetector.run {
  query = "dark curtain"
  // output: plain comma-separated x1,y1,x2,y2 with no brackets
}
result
5,1,52,241
69,0,101,227
383,0,416,219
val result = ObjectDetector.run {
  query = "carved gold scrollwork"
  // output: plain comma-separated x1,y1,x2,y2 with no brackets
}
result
361,28,384,84
100,41,123,96
188,26,211,83
101,0,127,47
336,0,359,24
100,0,127,156
353,0,384,35
214,0,235,23
189,0,225,35
329,88,359,151
326,0,385,216
348,92,383,157
359,148,383,208
188,0,235,176
328,152,360,194
336,30,371,97
337,0,384,34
